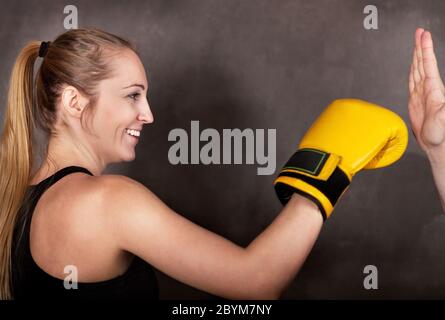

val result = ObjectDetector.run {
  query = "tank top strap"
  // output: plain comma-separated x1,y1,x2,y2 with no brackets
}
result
32,166,93,188
26,166,94,206
43,166,93,186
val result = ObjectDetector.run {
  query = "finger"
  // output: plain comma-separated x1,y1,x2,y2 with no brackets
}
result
422,31,442,81
413,44,421,84
416,28,426,79
409,61,415,93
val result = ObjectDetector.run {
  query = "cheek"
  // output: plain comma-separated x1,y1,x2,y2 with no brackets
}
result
99,101,137,140
89,102,120,138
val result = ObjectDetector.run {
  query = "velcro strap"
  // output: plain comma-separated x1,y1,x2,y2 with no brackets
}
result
280,148,341,181
275,148,350,220
275,166,350,220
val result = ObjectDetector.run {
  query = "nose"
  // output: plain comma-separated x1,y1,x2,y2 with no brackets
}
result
138,100,154,124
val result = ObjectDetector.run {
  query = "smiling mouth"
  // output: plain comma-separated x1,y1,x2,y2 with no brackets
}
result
125,128,141,138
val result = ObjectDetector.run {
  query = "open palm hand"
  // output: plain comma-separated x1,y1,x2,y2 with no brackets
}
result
409,28,445,152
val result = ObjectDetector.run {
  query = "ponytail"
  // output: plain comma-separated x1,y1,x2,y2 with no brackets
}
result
0,41,40,299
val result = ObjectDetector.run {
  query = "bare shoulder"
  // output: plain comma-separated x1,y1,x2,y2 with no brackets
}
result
94,174,160,204
94,174,147,192
48,173,161,223
92,174,176,256
30,173,153,280
53,173,167,254
90,174,167,220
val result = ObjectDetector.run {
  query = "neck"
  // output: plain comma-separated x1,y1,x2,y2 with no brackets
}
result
40,132,106,177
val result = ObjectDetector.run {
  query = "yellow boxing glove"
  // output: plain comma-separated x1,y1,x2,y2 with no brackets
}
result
274,98,408,220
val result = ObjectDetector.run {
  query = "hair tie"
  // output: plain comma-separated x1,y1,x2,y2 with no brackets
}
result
38,41,51,58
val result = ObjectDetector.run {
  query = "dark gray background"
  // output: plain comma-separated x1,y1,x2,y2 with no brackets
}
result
1,0,444,299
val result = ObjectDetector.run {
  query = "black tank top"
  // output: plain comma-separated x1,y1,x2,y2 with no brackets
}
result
11,166,159,300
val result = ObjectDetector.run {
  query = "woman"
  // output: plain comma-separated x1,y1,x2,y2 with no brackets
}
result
0,28,404,300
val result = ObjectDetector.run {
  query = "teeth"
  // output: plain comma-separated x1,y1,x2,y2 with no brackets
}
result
126,129,140,137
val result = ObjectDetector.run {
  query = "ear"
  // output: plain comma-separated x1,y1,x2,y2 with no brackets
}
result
60,85,89,118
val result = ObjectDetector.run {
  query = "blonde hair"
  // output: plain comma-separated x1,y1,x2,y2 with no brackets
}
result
0,28,134,299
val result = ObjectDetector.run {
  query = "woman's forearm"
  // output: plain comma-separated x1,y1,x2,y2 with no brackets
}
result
426,148,445,212
245,193,323,298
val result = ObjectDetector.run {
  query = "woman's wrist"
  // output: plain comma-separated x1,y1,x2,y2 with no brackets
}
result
425,146,445,166
285,193,323,224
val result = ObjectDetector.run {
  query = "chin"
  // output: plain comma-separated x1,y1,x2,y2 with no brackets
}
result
120,150,136,162
123,154,136,162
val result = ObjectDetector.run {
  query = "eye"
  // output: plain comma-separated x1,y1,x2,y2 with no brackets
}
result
127,92,141,100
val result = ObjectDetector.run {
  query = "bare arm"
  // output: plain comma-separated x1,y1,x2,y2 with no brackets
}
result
409,28,445,211
102,175,322,300
424,151,445,211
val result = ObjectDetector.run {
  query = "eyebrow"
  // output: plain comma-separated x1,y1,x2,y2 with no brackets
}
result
122,83,146,91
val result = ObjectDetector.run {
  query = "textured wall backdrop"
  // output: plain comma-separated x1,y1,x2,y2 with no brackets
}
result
1,0,444,299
